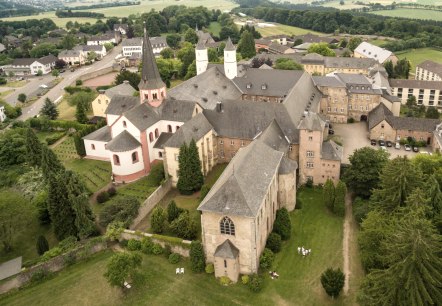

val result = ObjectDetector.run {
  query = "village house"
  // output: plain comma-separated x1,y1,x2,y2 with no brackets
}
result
292,33,339,45
354,41,398,64
415,60,442,81
91,81,136,117
122,37,169,57
389,79,442,108
3,54,57,76
113,24,129,36
87,32,118,46
58,49,85,66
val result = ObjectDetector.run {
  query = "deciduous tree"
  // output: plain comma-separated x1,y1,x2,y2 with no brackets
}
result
104,252,142,287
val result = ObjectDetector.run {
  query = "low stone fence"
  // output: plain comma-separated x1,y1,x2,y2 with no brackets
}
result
0,240,107,295
130,179,172,229
122,230,191,258
75,66,119,83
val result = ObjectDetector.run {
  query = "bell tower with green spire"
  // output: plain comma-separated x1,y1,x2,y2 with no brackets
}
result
138,23,166,107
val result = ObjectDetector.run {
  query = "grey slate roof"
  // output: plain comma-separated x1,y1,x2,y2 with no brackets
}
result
279,156,298,174
12,58,36,66
38,54,57,64
104,82,136,99
139,29,166,90
293,33,338,44
312,76,345,88
258,119,290,153
323,56,376,69
105,95,139,115
196,37,206,50
268,42,291,54
232,68,304,97
59,50,82,58
203,99,298,143
301,53,324,64
198,139,284,218
106,130,141,152
168,66,242,110
122,38,142,47
335,73,371,85
164,113,213,148
82,126,112,142
80,45,105,52
298,112,326,131
417,60,442,77
214,240,239,259
224,37,235,51
321,140,343,161
389,79,442,91
368,103,393,130
153,132,173,149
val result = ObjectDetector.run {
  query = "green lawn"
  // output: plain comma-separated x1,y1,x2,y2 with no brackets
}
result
0,80,28,88
0,189,57,265
371,8,442,22
257,24,322,37
1,187,351,305
396,48,442,74
208,21,222,36
57,98,76,121
1,11,102,28
64,158,112,194
0,89,14,99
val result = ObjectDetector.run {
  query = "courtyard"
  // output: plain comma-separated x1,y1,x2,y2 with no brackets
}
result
333,122,426,163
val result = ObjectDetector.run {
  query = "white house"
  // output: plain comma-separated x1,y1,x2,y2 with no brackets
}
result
58,49,85,66
0,106,6,122
75,45,107,59
4,54,57,75
87,32,116,46
122,37,168,57
113,24,129,35
354,42,398,64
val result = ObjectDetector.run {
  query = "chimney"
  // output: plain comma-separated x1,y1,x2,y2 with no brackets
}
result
216,101,223,113
123,80,129,84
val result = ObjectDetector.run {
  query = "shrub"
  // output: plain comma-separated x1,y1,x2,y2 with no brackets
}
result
305,177,313,188
96,191,110,203
149,162,165,185
127,239,142,251
190,241,205,272
151,206,167,234
164,244,172,258
119,239,128,248
105,221,124,242
273,208,292,240
64,86,91,94
30,269,50,284
63,252,76,266
199,184,211,201
247,274,263,292
259,248,274,270
169,253,181,264
353,197,370,224
141,237,154,254
0,78,7,85
167,200,181,223
205,263,214,274
76,79,83,86
295,197,302,209
98,196,140,228
45,133,65,145
152,243,164,255
107,186,117,197
36,235,49,256
320,268,345,298
219,276,231,286
347,117,355,123
170,211,198,240
266,232,282,253
241,275,250,285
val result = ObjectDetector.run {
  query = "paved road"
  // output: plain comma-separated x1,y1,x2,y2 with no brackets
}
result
5,45,121,120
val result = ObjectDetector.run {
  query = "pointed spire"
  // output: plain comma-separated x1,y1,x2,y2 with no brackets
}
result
195,24,198,32
138,22,165,91
224,37,235,51
196,37,206,50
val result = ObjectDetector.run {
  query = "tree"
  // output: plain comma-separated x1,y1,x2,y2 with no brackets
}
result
177,43,195,78
76,101,88,124
71,192,96,239
18,93,27,103
103,43,114,52
151,206,167,234
321,268,345,298
348,37,362,52
393,58,411,79
239,25,261,39
184,60,197,80
266,232,282,253
36,235,49,255
40,97,59,120
115,70,140,90
41,145,63,182
160,47,174,59
323,179,335,211
424,174,442,220
167,200,181,223
184,29,198,44
170,211,198,240
274,58,303,70
406,95,416,108
208,48,219,63
384,60,394,78
308,43,336,57
190,241,206,272
55,59,67,70
166,33,182,49
186,139,204,192
425,106,439,119
273,208,291,240
87,51,97,62
25,128,43,167
98,196,139,228
333,181,346,216
104,252,142,287
36,70,43,76
0,192,30,252
51,69,60,77
30,43,57,58
237,30,256,59
343,147,389,198
62,34,76,50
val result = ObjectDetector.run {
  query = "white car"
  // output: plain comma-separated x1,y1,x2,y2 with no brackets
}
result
39,84,48,89
395,142,400,149
404,144,411,151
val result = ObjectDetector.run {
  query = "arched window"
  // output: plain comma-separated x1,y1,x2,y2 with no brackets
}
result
113,154,120,166
167,125,172,133
149,132,154,142
131,151,138,163
220,216,235,236
91,144,95,150
123,121,127,128
155,128,159,139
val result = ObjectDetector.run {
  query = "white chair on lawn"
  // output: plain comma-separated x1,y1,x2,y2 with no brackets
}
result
176,268,180,274
180,268,184,274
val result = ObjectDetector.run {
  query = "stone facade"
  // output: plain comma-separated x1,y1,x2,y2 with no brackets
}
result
217,136,251,163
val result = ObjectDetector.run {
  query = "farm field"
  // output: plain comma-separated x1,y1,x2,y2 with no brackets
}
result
1,187,357,306
257,24,322,37
396,48,442,72
2,11,102,28
370,8,442,22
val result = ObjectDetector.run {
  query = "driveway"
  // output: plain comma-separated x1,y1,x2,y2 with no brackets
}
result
332,122,424,164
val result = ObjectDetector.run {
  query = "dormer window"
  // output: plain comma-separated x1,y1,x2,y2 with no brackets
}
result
261,84,267,90
123,121,127,128
246,83,252,89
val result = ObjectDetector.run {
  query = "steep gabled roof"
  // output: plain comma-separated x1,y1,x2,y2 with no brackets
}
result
198,139,284,218
105,95,139,115
214,240,239,259
354,42,393,63
82,126,112,142
321,140,343,161
163,113,213,148
106,130,141,152
104,82,136,99
368,103,394,130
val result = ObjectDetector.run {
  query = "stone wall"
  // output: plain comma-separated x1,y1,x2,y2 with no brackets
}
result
0,241,107,295
76,66,119,83
130,179,172,229
121,230,191,257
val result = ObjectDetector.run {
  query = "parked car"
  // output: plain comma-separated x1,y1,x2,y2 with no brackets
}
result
328,123,333,129
378,140,385,146
413,146,419,152
395,142,400,149
404,144,411,151
386,141,393,147
39,84,48,88
419,151,432,155
70,68,75,72
371,139,377,146
328,129,334,135
60,69,66,73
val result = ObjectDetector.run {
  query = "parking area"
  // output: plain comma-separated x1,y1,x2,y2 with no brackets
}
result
332,122,428,164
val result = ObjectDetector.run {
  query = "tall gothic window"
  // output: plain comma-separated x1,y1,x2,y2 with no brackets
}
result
220,216,235,235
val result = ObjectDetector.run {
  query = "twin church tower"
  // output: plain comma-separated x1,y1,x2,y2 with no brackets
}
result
196,37,238,80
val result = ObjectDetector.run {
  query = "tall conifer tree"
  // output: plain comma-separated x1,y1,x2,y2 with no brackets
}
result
25,128,42,167
188,139,204,192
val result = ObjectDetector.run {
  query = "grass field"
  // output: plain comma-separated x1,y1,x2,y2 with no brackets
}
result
208,21,222,36
371,8,442,21
1,11,102,28
396,48,442,73
257,24,322,37
1,187,352,305
56,98,77,121
0,89,14,99
0,80,28,88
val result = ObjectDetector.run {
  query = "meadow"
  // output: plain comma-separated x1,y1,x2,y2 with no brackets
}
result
0,187,363,306
257,24,322,37
396,48,442,73
370,8,442,22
